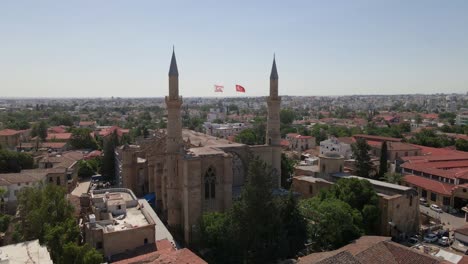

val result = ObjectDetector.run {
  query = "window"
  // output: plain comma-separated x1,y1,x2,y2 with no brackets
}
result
144,238,148,244
430,192,437,202
464,189,467,193
117,205,122,210
49,177,53,183
421,189,427,198
204,167,216,200
309,185,313,194
17,183,20,186
339,165,343,172
56,177,61,186
443,197,451,206
96,242,103,249
322,165,326,172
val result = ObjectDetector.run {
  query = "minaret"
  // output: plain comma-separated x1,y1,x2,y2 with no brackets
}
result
266,55,282,188
165,48,182,229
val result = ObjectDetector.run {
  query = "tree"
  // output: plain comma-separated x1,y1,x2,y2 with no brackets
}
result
234,129,257,145
280,109,296,125
77,160,96,178
0,149,34,173
31,121,48,141
456,139,468,152
197,157,307,263
281,153,295,189
299,198,362,250
102,135,115,182
380,172,404,184
351,138,372,178
69,128,98,150
16,184,103,264
323,178,380,234
379,141,388,178
415,114,423,125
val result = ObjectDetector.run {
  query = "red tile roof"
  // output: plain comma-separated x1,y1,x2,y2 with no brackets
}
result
353,134,402,142
79,121,96,126
48,126,67,133
403,175,454,196
46,133,72,141
401,160,468,179
98,126,129,137
298,236,443,264
113,242,207,264
0,129,21,136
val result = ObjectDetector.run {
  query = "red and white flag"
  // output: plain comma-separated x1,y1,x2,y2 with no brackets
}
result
214,84,224,92
235,84,245,93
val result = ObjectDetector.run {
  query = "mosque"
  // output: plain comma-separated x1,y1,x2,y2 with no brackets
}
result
116,50,282,243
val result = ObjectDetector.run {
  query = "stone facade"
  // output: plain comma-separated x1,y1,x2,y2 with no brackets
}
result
115,52,282,243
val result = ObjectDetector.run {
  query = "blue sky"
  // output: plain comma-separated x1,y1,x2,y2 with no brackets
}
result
1,0,467,98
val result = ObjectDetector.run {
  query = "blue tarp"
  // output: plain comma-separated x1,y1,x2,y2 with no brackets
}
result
144,192,156,207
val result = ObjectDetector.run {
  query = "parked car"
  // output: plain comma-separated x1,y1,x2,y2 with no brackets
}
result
408,237,419,245
438,236,450,246
430,204,442,213
437,229,449,238
420,198,429,207
424,233,438,243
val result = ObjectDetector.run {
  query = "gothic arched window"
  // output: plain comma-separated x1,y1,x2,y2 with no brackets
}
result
204,167,216,200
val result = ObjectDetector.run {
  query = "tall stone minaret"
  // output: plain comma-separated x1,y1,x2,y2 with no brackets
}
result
266,55,282,188
165,48,182,229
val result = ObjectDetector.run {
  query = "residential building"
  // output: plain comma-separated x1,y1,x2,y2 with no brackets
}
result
45,132,72,142
203,122,250,139
456,111,468,126
0,168,68,213
286,133,316,152
320,136,352,159
79,121,97,129
82,188,192,262
0,129,26,150
291,153,419,238
368,141,422,162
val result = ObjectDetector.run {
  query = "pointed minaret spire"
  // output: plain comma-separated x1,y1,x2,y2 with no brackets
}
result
266,54,281,188
169,47,179,77
270,54,278,80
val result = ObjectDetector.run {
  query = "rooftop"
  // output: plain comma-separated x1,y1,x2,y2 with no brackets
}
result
298,236,444,264
404,175,454,196
0,129,22,136
0,239,53,264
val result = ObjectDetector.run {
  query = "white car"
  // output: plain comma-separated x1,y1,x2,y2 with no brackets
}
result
438,236,450,246
424,233,438,243
430,204,442,213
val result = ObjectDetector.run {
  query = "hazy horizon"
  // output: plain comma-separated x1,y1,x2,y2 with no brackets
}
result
1,1,467,98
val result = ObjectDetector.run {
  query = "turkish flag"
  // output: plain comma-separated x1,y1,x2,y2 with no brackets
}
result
235,85,245,93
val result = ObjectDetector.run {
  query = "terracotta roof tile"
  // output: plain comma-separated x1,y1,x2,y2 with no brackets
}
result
0,129,21,136
403,175,453,196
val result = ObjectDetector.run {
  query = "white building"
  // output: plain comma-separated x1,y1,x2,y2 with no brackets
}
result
320,137,352,159
456,111,468,126
203,122,250,139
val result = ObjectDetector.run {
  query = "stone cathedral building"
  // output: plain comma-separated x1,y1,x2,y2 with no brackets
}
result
116,51,282,242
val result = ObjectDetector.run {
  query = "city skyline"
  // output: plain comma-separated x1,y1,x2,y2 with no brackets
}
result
1,0,468,98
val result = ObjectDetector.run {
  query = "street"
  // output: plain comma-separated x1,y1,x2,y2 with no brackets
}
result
420,205,466,231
